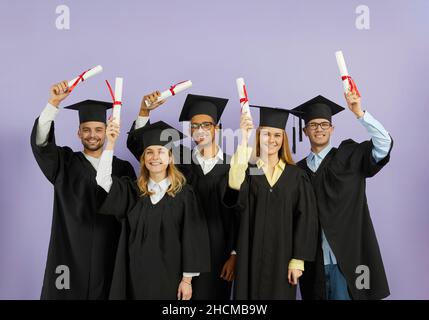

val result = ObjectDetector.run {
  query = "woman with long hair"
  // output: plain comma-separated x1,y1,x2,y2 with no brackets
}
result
96,119,210,300
225,105,318,300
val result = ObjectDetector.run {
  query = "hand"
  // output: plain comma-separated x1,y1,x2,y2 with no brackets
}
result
139,91,166,116
288,269,303,286
344,89,364,118
240,113,253,145
49,81,70,107
220,255,236,282
106,118,120,150
177,278,192,300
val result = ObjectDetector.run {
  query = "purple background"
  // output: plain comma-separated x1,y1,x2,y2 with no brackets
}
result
0,0,428,299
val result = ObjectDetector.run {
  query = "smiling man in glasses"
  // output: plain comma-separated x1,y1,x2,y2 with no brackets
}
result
126,92,239,300
293,91,393,300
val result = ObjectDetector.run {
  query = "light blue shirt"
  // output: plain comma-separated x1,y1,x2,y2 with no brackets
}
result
306,111,392,265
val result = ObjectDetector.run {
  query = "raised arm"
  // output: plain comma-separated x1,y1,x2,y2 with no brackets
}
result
344,90,392,162
31,81,71,183
96,120,137,217
228,112,253,191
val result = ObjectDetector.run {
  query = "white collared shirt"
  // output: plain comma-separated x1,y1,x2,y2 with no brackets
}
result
193,145,224,175
83,154,100,170
36,103,60,147
147,177,171,204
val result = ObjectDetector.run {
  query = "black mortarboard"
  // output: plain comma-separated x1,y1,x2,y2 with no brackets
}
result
127,121,185,160
179,94,228,124
292,95,345,124
249,105,302,153
64,99,112,124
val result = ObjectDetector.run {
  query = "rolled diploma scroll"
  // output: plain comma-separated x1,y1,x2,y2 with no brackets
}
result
236,78,252,141
144,80,193,107
335,51,351,93
236,78,252,116
112,77,123,124
67,65,103,90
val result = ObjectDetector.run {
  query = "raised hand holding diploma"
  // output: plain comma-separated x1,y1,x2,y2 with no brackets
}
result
105,77,123,125
344,90,364,118
49,81,71,107
67,65,103,93
335,51,360,97
144,80,192,108
105,118,120,151
140,91,166,116
240,111,254,147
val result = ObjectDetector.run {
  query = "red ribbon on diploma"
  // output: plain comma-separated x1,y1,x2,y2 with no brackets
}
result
105,80,122,107
68,69,89,93
169,81,188,96
341,75,361,97
239,85,248,104
239,85,249,112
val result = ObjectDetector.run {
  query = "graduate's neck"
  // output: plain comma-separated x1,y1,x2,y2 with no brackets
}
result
83,148,103,159
311,142,331,155
198,142,218,159
261,152,280,168
149,171,168,183
268,153,280,167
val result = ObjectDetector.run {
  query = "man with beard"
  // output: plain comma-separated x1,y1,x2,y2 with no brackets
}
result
31,80,136,299
126,92,239,300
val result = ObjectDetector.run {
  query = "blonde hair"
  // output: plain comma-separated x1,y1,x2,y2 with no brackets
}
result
137,149,186,197
255,127,295,165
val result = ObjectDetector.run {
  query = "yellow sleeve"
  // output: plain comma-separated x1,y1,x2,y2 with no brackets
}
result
288,259,305,271
228,145,253,190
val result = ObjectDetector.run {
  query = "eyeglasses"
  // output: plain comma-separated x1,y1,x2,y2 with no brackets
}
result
190,122,215,131
306,122,332,131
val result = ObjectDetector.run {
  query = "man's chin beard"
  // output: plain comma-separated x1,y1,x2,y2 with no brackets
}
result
83,142,103,152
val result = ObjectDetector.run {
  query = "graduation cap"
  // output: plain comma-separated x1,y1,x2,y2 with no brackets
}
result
292,95,345,125
179,94,228,124
64,99,112,124
127,121,185,161
249,105,302,153
292,95,344,152
291,95,345,151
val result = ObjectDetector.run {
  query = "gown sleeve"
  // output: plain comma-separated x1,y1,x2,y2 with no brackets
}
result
98,176,139,219
292,170,319,262
181,187,211,274
126,120,141,161
126,119,152,161
120,160,137,181
337,138,393,178
30,118,71,184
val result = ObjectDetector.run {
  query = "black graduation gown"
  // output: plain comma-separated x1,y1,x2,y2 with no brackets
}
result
30,118,136,300
176,147,240,300
298,139,393,300
224,163,318,300
99,178,211,300
127,122,239,300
